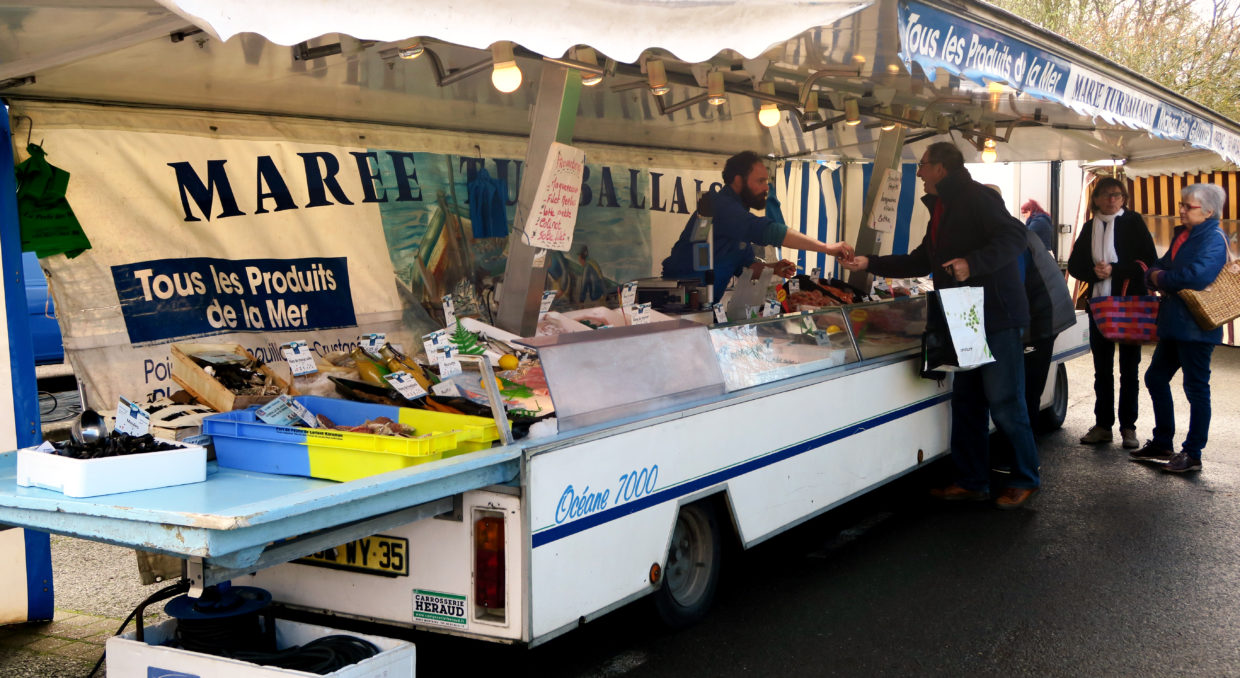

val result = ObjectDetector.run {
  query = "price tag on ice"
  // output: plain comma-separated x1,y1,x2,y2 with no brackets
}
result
432,380,460,398
761,299,781,317
539,290,557,318
359,333,386,359
630,302,652,325
713,303,728,324
811,329,831,346
811,267,821,280
620,282,637,308
442,294,456,328
788,279,800,295
384,371,428,400
114,396,150,436
423,329,448,361
438,346,463,377
257,395,317,428
746,305,760,319
281,341,317,376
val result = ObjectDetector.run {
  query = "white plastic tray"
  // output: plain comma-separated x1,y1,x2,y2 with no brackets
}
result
107,617,414,677
16,439,206,497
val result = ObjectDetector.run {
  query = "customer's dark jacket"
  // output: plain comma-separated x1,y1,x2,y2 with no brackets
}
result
1023,230,1076,342
1067,210,1156,297
1026,212,1055,251
1146,218,1229,344
867,168,1030,333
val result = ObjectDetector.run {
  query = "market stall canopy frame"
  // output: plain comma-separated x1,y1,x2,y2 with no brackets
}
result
3,0,1239,170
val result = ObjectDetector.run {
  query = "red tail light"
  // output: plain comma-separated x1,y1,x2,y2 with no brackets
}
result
474,515,505,610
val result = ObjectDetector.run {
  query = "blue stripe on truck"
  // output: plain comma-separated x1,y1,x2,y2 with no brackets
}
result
532,391,953,548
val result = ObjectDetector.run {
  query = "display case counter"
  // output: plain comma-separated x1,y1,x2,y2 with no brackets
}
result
708,295,928,392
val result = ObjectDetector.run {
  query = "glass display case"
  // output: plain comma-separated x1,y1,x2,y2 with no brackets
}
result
847,296,928,361
709,307,858,391
708,295,928,392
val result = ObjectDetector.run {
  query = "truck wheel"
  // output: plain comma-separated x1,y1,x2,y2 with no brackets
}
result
1038,363,1068,431
653,502,721,628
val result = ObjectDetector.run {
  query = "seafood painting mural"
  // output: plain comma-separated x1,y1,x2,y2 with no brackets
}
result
372,152,720,320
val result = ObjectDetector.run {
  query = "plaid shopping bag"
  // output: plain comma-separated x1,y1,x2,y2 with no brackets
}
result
1087,279,1159,344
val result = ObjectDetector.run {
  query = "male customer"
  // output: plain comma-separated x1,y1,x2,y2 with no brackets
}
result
663,151,852,302
841,142,1039,509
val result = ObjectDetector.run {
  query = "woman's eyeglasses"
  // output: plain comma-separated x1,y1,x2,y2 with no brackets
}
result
1179,202,1202,210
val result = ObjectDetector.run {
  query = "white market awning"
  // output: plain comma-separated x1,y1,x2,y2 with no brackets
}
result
153,0,872,64
2,0,1239,172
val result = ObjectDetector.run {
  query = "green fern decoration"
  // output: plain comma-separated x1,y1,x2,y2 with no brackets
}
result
450,319,487,355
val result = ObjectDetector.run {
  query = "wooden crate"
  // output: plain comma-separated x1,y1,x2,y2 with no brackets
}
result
170,342,293,412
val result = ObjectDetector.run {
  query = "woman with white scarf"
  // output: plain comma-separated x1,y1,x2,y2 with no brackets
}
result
1068,178,1157,449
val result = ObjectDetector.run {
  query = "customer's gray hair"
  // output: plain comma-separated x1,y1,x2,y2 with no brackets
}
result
1183,182,1226,218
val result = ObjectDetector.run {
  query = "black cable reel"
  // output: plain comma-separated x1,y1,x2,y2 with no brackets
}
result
163,583,381,674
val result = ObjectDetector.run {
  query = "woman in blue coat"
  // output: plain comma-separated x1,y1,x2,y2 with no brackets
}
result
1131,183,1230,473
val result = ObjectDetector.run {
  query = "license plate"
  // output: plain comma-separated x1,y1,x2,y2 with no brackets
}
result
295,534,409,577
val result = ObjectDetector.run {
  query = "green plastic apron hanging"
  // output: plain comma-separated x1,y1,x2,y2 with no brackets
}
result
14,143,91,259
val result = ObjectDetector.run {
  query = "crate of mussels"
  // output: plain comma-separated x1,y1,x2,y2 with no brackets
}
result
16,428,207,498
171,342,294,412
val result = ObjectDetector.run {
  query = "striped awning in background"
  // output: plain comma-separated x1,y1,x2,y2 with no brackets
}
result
1126,171,1240,221
775,162,843,279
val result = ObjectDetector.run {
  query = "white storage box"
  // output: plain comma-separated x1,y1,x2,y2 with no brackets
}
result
15,440,206,497
106,618,415,678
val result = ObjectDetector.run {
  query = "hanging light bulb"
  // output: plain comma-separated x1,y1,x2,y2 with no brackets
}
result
646,59,670,96
878,106,896,131
982,138,997,163
758,102,781,127
707,70,726,106
397,40,424,60
490,42,522,93
844,98,861,126
576,47,603,86
757,82,780,127
987,81,1005,111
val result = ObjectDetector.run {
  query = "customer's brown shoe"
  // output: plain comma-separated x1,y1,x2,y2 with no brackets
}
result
929,484,989,501
995,487,1038,510
1080,426,1112,445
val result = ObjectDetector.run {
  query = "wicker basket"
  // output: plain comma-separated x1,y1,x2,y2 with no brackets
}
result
1180,259,1240,330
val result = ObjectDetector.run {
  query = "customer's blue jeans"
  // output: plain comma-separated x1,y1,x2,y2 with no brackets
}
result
1144,337,1214,459
950,328,1040,492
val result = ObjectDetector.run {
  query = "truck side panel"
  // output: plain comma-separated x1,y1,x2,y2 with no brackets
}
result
527,357,949,640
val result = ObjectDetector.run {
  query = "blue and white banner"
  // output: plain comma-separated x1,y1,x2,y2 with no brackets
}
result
111,256,355,344
897,0,1071,99
897,0,1240,166
18,103,722,409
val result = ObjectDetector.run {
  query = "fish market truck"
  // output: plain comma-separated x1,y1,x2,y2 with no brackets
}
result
1,0,1238,670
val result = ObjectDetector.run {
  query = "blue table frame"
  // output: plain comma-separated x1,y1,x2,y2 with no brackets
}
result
0,446,520,594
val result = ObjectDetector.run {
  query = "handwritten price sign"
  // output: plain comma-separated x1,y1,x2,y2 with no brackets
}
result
523,142,586,252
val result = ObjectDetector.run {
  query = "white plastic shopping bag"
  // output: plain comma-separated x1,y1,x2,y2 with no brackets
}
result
924,287,995,372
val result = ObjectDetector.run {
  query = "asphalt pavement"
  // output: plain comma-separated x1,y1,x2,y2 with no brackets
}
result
4,345,1240,677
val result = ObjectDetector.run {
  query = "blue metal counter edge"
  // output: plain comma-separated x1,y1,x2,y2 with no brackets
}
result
4,106,54,622
531,391,952,548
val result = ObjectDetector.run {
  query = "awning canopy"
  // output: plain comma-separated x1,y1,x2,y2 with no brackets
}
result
3,0,1238,173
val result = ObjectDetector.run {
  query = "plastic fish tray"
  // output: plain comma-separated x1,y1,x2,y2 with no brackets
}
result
202,396,500,482
16,439,206,497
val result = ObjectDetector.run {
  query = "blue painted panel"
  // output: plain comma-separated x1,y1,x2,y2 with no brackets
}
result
23,529,52,621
